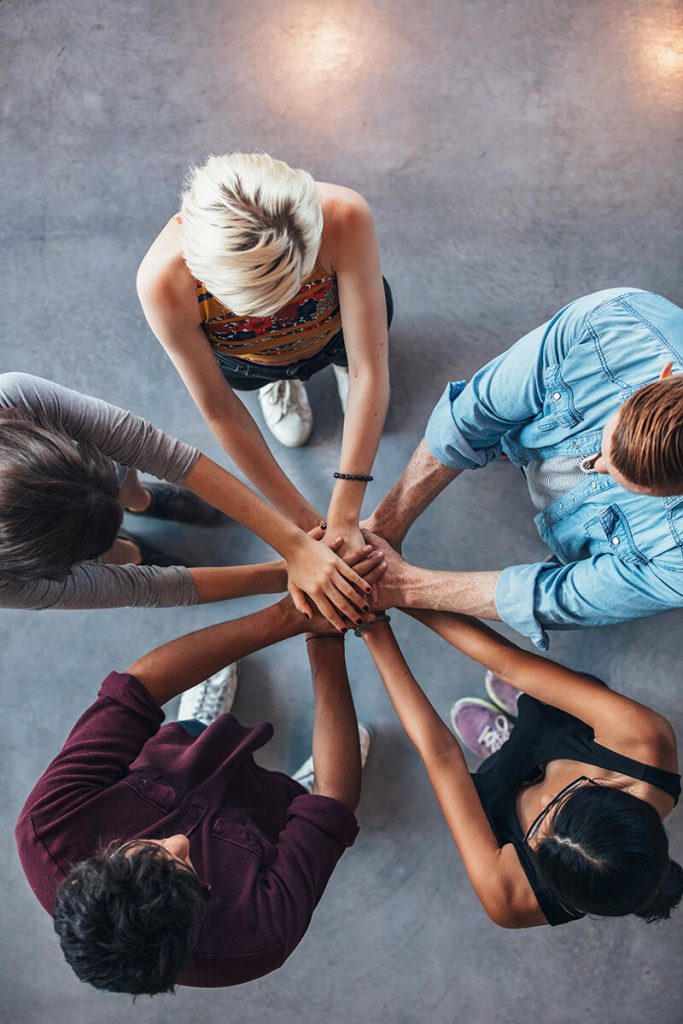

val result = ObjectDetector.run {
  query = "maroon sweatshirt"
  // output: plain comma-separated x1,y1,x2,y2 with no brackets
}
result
15,672,359,987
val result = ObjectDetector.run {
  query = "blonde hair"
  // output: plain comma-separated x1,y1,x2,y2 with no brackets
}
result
179,152,323,317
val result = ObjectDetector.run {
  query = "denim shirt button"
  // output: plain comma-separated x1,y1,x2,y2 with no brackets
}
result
552,391,561,401
591,481,598,490
573,441,579,449
612,536,620,546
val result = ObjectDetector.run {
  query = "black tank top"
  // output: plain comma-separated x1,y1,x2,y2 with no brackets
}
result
471,695,681,926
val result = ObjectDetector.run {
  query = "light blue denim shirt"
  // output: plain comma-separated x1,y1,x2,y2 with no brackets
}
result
425,289,683,648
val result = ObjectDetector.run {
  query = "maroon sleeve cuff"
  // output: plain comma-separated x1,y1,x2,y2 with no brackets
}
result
97,671,165,729
287,794,359,848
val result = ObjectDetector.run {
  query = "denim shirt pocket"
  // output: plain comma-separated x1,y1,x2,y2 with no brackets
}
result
537,365,583,433
583,504,649,566
657,496,683,571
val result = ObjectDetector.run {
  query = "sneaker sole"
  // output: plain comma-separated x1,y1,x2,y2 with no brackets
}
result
484,670,519,718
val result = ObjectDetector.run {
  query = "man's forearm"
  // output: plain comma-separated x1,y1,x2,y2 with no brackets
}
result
392,565,501,620
366,439,460,546
126,598,304,706
190,562,287,604
307,638,361,811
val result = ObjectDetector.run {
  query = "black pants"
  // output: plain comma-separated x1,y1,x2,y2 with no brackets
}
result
213,277,394,392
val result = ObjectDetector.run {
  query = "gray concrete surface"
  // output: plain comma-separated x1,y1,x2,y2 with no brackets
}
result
2,1,683,1021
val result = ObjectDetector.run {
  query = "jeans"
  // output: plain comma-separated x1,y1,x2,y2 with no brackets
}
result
214,277,394,391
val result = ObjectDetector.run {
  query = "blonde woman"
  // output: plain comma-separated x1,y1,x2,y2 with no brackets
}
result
137,153,392,563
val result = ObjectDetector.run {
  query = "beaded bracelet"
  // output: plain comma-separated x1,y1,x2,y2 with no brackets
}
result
333,472,374,482
354,613,391,637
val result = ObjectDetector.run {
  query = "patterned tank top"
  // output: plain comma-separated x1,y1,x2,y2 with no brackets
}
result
195,258,342,366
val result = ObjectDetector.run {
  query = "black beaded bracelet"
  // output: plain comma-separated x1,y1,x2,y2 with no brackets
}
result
354,613,391,637
333,472,374,482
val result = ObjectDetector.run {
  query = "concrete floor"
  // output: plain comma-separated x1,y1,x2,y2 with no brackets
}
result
2,1,683,1021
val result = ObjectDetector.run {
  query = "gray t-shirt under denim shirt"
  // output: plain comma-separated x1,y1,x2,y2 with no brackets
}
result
0,373,201,610
523,452,601,511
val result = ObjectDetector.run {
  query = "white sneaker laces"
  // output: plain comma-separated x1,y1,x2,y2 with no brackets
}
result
263,381,306,419
477,715,511,753
186,680,229,721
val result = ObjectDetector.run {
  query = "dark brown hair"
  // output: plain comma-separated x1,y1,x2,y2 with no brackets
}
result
53,842,208,995
611,377,683,495
0,411,123,579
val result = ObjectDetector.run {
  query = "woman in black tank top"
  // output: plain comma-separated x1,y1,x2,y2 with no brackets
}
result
358,609,682,929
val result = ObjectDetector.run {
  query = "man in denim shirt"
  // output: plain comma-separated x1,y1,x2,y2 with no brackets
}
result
365,289,683,648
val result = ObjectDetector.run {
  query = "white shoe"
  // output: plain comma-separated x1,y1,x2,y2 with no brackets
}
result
332,364,349,414
258,380,313,447
177,663,239,727
292,722,373,793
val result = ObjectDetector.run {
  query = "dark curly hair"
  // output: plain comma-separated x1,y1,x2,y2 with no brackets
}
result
53,842,209,995
0,411,123,579
536,785,683,922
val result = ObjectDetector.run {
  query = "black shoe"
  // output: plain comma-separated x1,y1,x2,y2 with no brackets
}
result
126,483,224,525
118,530,189,568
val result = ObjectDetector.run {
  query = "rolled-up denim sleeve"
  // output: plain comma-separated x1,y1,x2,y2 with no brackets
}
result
496,554,683,648
424,296,598,471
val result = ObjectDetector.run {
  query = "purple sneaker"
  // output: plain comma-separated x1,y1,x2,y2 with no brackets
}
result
450,698,514,759
485,670,522,718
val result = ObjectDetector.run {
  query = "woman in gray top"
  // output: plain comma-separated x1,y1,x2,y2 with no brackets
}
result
0,373,377,626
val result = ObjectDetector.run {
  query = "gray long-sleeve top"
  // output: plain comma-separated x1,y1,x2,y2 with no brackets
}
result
0,373,201,610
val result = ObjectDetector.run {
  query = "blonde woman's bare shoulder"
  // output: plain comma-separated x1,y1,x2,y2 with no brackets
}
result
318,182,372,223
137,216,196,315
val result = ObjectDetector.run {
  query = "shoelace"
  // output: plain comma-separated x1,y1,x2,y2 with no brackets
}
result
188,681,229,720
264,381,306,418
477,715,511,753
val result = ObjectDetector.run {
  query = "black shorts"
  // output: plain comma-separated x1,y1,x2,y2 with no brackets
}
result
213,277,393,392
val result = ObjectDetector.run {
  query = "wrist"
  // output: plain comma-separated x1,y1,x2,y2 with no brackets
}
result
326,505,361,529
277,596,308,637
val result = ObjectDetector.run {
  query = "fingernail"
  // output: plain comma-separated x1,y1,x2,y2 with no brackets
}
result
365,585,372,592
363,605,369,611
304,612,311,619
356,618,363,625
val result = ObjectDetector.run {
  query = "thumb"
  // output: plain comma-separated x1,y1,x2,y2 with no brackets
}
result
289,583,312,620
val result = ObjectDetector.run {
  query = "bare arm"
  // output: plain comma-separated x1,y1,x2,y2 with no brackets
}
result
126,544,387,705
126,597,305,706
403,608,678,768
189,561,286,603
321,190,390,557
364,439,460,549
363,528,500,619
361,622,542,926
136,220,321,530
306,637,361,810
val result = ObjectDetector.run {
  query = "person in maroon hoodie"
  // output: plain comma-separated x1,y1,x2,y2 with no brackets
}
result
14,553,383,995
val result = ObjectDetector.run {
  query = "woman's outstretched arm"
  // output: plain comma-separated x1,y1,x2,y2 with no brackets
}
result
403,608,677,770
360,621,545,927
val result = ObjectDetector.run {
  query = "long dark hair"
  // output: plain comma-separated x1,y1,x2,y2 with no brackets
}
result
0,411,122,579
536,785,683,921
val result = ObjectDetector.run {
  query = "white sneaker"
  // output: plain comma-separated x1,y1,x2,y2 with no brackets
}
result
292,722,373,793
177,663,239,727
258,380,313,447
332,364,349,414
